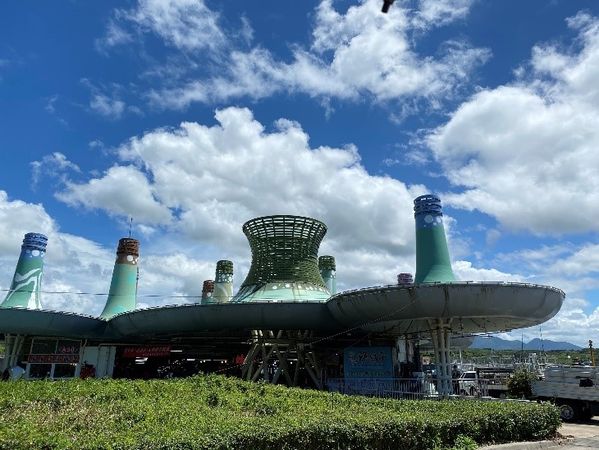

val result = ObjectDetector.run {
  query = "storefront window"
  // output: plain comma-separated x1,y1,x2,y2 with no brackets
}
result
28,364,52,379
53,364,77,378
31,339,57,355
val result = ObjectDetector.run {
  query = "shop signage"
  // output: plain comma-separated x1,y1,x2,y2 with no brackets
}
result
343,347,394,379
28,354,79,364
122,345,172,358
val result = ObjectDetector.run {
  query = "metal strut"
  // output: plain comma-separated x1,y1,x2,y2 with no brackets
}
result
241,330,323,389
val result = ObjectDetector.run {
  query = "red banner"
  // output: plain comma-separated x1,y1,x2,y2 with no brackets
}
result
28,354,79,364
122,345,172,358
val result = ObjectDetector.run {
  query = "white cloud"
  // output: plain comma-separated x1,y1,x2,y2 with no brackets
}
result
57,165,172,225
511,297,599,347
102,0,488,111
452,260,521,282
140,253,215,303
548,244,599,277
55,106,427,289
90,93,126,118
31,152,81,187
412,0,474,29
101,0,225,53
95,21,133,53
427,13,599,234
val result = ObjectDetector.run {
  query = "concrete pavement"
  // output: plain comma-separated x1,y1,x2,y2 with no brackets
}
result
481,418,599,449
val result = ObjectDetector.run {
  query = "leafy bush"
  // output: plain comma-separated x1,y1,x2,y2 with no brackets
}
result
0,375,559,449
508,369,538,399
451,435,477,449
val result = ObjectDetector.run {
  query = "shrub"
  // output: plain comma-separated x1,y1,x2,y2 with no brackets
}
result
0,375,559,449
508,369,537,399
452,434,478,449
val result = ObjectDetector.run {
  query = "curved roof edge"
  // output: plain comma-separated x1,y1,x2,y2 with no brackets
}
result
330,281,566,300
0,308,106,338
0,281,565,340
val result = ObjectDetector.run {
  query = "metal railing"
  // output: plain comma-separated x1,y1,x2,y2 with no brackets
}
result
326,377,506,399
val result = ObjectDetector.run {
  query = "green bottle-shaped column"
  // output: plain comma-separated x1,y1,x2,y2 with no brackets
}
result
319,255,336,295
414,195,456,283
100,238,139,319
212,260,233,303
1,233,48,309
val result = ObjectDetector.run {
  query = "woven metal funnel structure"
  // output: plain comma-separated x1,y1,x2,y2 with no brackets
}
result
233,215,330,303
100,238,139,319
1,233,48,309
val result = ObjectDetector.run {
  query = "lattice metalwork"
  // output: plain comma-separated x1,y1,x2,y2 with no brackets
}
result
116,238,139,264
216,260,233,275
117,238,139,256
318,255,336,271
240,215,327,288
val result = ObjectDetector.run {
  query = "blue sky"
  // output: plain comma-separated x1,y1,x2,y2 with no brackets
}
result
1,0,599,344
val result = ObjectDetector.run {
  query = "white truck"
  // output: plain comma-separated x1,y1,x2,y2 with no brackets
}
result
532,366,599,421
458,368,511,398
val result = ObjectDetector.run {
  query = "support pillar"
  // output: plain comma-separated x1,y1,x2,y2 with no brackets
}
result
0,335,12,371
429,319,453,397
1,334,25,371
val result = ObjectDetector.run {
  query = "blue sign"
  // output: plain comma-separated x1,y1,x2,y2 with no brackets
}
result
344,347,394,379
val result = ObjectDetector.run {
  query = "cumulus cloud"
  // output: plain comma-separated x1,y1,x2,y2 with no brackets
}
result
50,107,537,296
512,297,599,347
54,107,427,289
452,260,521,282
427,12,599,234
57,165,172,225
100,0,488,111
548,244,599,277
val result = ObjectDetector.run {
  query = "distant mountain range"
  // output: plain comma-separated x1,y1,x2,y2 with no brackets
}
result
470,336,582,351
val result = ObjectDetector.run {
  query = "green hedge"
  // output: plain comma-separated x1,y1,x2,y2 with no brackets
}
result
0,375,559,449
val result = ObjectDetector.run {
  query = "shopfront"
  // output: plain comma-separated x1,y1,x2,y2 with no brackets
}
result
26,337,81,379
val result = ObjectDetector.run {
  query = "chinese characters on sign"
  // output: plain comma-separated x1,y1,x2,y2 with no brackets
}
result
122,346,172,358
344,347,394,378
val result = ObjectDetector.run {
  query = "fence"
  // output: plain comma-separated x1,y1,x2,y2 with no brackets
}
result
326,377,501,399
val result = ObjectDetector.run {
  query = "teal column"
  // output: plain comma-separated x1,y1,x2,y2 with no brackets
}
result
100,238,139,319
1,233,48,309
212,260,233,303
319,255,336,295
414,195,456,284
